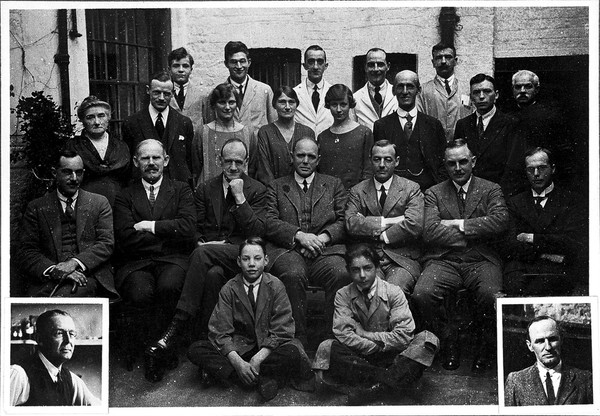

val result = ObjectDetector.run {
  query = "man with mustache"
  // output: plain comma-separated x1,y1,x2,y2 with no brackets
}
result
505,316,593,406
10,310,100,406
122,70,195,187
113,139,196,381
17,149,117,298
345,140,424,297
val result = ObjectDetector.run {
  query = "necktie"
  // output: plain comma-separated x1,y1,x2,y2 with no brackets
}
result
312,85,320,112
65,197,74,218
477,115,484,139
149,185,156,207
404,113,413,139
226,185,235,206
457,187,466,215
379,186,387,210
176,86,185,110
545,371,556,405
237,84,244,107
534,196,544,213
374,86,383,106
362,288,371,310
444,79,451,95
302,179,309,193
155,113,165,139
247,284,256,311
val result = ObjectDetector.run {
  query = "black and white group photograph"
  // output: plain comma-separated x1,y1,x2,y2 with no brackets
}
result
1,1,598,415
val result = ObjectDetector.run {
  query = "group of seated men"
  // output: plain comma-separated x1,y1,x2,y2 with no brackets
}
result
15,40,587,403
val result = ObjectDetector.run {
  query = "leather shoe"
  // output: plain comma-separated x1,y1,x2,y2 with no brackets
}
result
440,340,460,371
150,318,184,352
347,383,389,406
258,376,279,402
144,352,164,382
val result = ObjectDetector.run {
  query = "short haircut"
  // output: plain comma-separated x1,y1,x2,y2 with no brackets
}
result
209,83,236,108
431,42,456,57
469,73,497,90
272,86,300,108
224,41,249,61
526,315,561,341
55,149,81,167
168,47,194,67
135,139,166,158
370,139,397,158
365,47,387,60
445,138,473,158
150,70,173,84
77,95,111,121
324,84,356,109
525,146,554,166
304,45,326,62
292,137,320,153
345,243,380,268
221,137,248,159
36,309,72,336
512,69,540,87
238,236,266,256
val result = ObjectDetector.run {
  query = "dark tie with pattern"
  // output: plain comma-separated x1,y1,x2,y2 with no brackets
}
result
312,85,320,112
226,185,235,206
65,197,74,218
176,86,185,110
477,115,484,139
457,187,466,216
247,284,256,311
238,85,244,107
302,179,309,193
374,86,383,106
155,113,165,139
534,196,544,213
545,371,556,405
445,79,451,95
362,288,371,310
404,114,413,139
149,185,156,208
379,186,387,210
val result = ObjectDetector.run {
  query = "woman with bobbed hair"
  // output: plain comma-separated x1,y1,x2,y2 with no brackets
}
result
65,96,130,205
255,86,315,185
318,84,373,190
192,83,256,185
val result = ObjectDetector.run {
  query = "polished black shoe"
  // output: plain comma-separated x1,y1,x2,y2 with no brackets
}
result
258,377,279,402
440,341,461,371
144,352,165,382
152,318,185,352
347,383,389,406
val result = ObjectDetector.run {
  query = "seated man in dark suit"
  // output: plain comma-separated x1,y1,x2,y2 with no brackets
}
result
187,237,313,402
312,244,439,405
503,147,587,296
122,70,194,186
265,137,350,346
373,70,447,191
345,140,424,296
412,139,509,373
113,139,196,380
10,309,100,406
17,149,117,298
505,315,593,406
454,73,525,197
146,138,266,359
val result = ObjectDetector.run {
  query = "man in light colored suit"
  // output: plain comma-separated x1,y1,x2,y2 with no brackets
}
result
17,149,117,298
416,43,473,142
205,41,275,133
264,137,350,346
412,139,508,373
168,47,206,134
345,140,423,296
293,45,333,136
505,316,593,406
352,48,398,131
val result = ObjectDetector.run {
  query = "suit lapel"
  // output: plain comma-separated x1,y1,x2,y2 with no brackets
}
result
526,364,550,405
282,176,302,218
133,181,154,220
141,110,159,142
310,174,327,211
535,191,561,231
75,191,89,243
439,181,462,219
383,176,402,216
349,285,369,322
254,276,271,323
556,366,576,405
164,111,177,153
232,277,255,318
358,90,376,120
152,179,175,219
362,180,381,216
209,177,224,228
478,112,503,156
239,78,256,121
382,83,396,114
464,177,484,219
43,194,63,259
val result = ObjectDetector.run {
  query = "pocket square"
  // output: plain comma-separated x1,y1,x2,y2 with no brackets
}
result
178,135,185,141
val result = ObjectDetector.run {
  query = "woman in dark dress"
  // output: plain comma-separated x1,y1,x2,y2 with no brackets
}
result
255,86,315,186
318,84,373,190
65,96,130,206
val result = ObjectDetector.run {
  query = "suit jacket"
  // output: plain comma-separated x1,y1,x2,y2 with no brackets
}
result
195,172,267,244
416,76,473,142
422,176,509,265
113,178,196,288
170,81,207,134
209,272,295,357
505,363,593,406
454,109,525,197
346,175,423,275
504,186,586,269
373,111,447,187
121,107,194,185
293,80,333,136
18,190,116,294
352,80,398,131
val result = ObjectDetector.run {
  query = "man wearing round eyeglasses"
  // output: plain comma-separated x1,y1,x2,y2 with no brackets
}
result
503,147,587,296
10,310,100,406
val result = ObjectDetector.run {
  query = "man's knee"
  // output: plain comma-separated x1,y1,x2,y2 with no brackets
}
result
385,267,417,295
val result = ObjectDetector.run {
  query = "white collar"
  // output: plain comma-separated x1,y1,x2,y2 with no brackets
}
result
142,176,163,191
368,79,389,91
229,76,248,89
306,78,325,91
148,103,169,121
452,176,472,194
295,171,315,185
476,105,496,121
397,107,417,119
357,276,379,299
38,351,63,381
243,274,263,288
436,74,455,85
374,176,393,191
174,81,190,92
57,189,79,203
532,182,554,198
537,360,562,375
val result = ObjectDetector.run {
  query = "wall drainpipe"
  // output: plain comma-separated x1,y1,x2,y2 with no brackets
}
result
55,9,71,119
438,7,460,46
